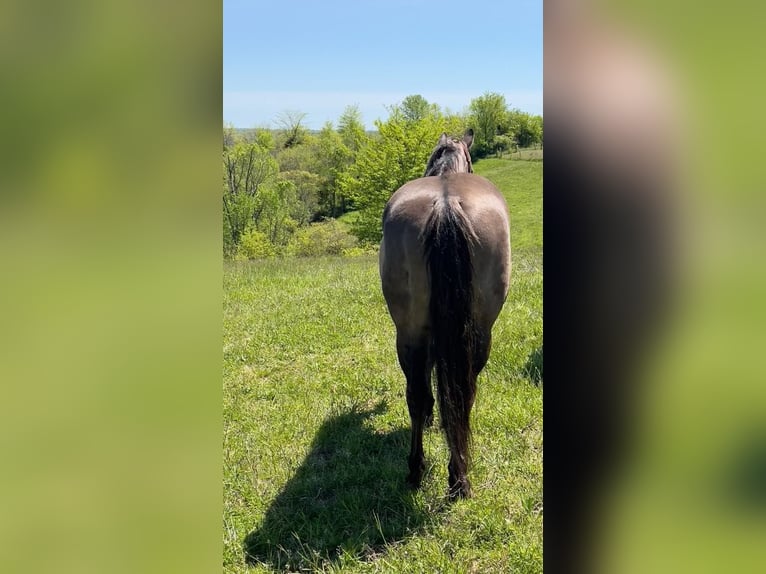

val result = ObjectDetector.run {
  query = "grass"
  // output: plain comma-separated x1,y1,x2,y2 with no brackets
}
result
473,158,543,259
501,148,544,161
223,159,542,572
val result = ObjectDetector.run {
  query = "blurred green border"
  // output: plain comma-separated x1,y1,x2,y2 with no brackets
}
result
0,2,222,573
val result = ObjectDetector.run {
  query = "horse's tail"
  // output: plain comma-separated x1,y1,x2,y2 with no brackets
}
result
422,196,478,477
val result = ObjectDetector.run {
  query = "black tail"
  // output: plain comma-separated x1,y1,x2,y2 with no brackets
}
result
422,196,478,483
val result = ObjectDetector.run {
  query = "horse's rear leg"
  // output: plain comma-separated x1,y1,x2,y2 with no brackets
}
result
475,328,492,371
397,333,434,489
445,383,476,500
446,329,491,500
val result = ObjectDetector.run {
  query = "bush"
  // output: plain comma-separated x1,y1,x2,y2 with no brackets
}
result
236,229,277,259
287,220,358,257
341,245,378,257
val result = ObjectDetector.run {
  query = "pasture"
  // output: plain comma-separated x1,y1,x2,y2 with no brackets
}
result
223,158,542,572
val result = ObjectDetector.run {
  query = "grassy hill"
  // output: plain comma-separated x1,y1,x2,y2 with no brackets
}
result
473,158,543,260
223,158,542,572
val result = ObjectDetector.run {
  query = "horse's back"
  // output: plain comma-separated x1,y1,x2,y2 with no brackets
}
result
385,173,505,219
383,173,509,246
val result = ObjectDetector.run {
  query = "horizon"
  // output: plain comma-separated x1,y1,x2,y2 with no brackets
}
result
224,94,543,131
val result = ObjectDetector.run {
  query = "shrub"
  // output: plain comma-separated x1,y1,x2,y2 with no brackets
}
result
287,220,358,257
236,229,276,259
341,245,378,257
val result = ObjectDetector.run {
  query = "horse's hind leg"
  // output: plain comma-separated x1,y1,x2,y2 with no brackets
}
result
445,379,477,500
397,332,434,488
473,328,492,376
445,329,491,501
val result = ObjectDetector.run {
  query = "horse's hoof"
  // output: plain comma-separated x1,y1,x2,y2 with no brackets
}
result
447,480,472,501
406,459,426,489
406,473,422,489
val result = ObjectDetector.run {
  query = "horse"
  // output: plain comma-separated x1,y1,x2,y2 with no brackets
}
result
379,129,511,499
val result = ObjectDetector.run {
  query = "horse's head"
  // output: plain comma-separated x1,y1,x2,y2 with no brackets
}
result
424,129,474,176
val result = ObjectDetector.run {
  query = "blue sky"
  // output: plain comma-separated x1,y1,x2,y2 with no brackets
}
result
224,0,542,129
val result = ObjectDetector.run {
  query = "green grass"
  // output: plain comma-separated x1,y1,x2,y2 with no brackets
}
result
223,159,542,572
473,158,543,260
498,147,544,161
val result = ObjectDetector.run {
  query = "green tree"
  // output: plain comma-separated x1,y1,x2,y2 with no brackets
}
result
314,123,354,217
256,178,301,246
276,137,318,173
397,94,439,123
493,134,516,157
337,105,367,153
276,110,308,148
251,127,275,151
279,170,321,225
348,113,463,243
222,140,279,254
508,109,542,148
468,92,510,158
537,116,543,148
223,123,238,149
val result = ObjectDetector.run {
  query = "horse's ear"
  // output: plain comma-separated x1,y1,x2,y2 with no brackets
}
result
438,133,449,146
463,128,474,149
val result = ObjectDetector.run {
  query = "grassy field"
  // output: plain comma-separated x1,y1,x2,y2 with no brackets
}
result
223,158,542,572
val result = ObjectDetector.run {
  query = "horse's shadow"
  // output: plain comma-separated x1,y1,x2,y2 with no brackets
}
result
243,404,432,570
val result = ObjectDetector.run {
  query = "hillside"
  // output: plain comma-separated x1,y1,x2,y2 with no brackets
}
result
223,156,542,572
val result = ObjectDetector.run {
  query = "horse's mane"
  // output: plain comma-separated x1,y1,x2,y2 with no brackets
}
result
424,138,473,177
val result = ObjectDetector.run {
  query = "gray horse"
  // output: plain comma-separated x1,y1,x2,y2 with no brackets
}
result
379,129,511,499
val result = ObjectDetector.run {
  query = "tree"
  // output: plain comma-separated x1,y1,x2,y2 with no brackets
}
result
276,138,318,173
397,94,439,123
223,139,307,255
468,92,511,158
508,109,543,148
538,116,544,148
337,105,367,153
222,140,279,254
276,110,308,148
223,123,237,149
251,128,275,151
256,178,301,245
493,134,516,157
221,97,537,259
348,113,464,243
279,170,320,225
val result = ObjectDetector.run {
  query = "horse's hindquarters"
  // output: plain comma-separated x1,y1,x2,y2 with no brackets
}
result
470,212,511,331
380,217,430,339
380,174,511,337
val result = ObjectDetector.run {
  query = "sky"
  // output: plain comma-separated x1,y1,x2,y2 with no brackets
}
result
224,0,542,130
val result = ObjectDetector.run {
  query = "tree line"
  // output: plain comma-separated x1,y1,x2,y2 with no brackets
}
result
223,93,542,258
